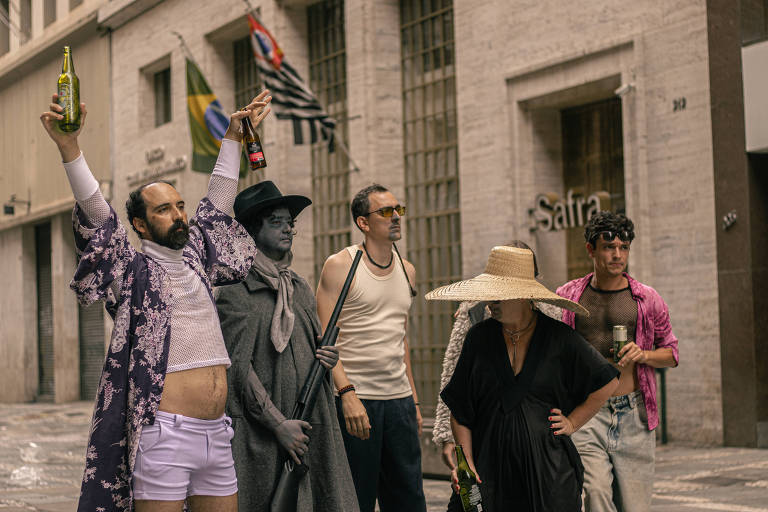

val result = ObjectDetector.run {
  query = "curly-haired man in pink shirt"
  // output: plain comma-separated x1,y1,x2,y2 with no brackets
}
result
556,211,679,512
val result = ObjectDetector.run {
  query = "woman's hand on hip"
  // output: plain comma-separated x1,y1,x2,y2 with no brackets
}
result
549,408,576,436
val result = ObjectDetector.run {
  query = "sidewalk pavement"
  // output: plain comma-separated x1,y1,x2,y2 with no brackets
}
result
1,401,766,511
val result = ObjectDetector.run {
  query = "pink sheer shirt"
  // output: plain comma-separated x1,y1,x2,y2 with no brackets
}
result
556,273,679,431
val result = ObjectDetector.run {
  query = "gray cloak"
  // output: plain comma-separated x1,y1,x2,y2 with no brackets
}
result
216,267,359,512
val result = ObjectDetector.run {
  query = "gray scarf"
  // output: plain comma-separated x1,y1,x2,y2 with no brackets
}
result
251,250,295,353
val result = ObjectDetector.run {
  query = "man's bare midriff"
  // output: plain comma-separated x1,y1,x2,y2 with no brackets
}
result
159,365,228,419
613,361,640,396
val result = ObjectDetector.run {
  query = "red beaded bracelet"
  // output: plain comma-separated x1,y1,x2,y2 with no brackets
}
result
338,384,355,396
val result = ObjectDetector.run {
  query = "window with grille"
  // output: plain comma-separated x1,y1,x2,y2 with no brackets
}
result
36,222,54,400
400,0,461,416
234,36,264,187
308,0,350,281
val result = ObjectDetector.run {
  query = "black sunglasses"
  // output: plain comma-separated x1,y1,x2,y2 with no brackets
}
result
592,230,632,245
366,205,406,218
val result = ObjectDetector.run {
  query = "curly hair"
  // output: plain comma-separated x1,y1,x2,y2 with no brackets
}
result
125,180,174,236
350,183,389,230
584,211,635,247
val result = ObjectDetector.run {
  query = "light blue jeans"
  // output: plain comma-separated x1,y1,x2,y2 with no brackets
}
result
572,390,655,512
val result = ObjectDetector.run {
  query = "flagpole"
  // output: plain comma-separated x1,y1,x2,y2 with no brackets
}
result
241,0,361,173
171,31,202,69
331,130,361,173
242,0,258,17
242,0,276,95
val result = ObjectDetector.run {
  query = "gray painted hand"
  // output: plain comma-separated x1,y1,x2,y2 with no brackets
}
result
316,345,339,369
274,419,311,464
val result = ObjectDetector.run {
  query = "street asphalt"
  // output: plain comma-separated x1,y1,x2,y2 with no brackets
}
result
0,401,766,511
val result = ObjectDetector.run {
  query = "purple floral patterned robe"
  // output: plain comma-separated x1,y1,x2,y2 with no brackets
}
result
70,197,256,512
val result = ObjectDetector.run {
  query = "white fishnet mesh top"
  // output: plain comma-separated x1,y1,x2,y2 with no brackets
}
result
63,139,242,373
141,240,231,372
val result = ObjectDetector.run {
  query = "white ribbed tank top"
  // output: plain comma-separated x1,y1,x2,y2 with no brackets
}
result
336,245,413,400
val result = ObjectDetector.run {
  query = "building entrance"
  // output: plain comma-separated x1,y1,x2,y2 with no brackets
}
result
35,222,54,401
79,303,104,400
561,97,625,280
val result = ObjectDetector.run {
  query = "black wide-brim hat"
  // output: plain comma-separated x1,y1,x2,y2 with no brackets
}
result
234,181,312,224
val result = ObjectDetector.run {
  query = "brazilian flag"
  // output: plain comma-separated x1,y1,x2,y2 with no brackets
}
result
186,58,247,174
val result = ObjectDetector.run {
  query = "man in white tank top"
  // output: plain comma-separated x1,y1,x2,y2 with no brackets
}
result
316,184,426,512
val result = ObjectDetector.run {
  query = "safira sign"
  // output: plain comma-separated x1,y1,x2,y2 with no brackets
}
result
531,189,609,231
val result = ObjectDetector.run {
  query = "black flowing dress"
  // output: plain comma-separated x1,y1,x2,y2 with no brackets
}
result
440,313,618,512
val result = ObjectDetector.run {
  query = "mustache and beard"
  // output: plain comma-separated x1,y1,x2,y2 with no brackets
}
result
387,218,402,242
148,219,189,250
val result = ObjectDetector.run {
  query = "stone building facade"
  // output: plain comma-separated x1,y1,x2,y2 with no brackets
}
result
1,0,766,471
0,0,111,403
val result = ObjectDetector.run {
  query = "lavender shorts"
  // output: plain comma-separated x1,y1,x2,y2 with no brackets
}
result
132,411,237,501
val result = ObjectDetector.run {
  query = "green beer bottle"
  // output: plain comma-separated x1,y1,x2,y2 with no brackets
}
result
455,444,484,512
613,325,627,364
57,46,80,132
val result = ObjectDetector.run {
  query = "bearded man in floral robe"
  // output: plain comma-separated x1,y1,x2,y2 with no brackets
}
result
39,90,271,512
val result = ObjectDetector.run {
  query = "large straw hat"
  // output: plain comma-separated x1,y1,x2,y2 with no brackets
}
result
425,246,589,316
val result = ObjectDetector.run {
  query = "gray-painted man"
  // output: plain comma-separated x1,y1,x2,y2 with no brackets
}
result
215,181,358,512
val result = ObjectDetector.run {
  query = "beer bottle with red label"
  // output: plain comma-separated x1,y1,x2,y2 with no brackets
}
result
242,114,266,170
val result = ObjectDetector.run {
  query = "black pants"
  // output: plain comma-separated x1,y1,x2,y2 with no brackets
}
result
336,396,426,512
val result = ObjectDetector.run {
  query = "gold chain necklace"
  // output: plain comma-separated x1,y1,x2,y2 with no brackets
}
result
503,313,537,370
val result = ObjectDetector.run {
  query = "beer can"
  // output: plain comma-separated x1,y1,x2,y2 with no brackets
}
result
613,325,627,363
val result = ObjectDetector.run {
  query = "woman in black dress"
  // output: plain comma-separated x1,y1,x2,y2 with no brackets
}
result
427,246,619,511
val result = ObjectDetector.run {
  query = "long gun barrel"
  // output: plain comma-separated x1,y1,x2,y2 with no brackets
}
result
270,250,363,512
290,249,362,421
